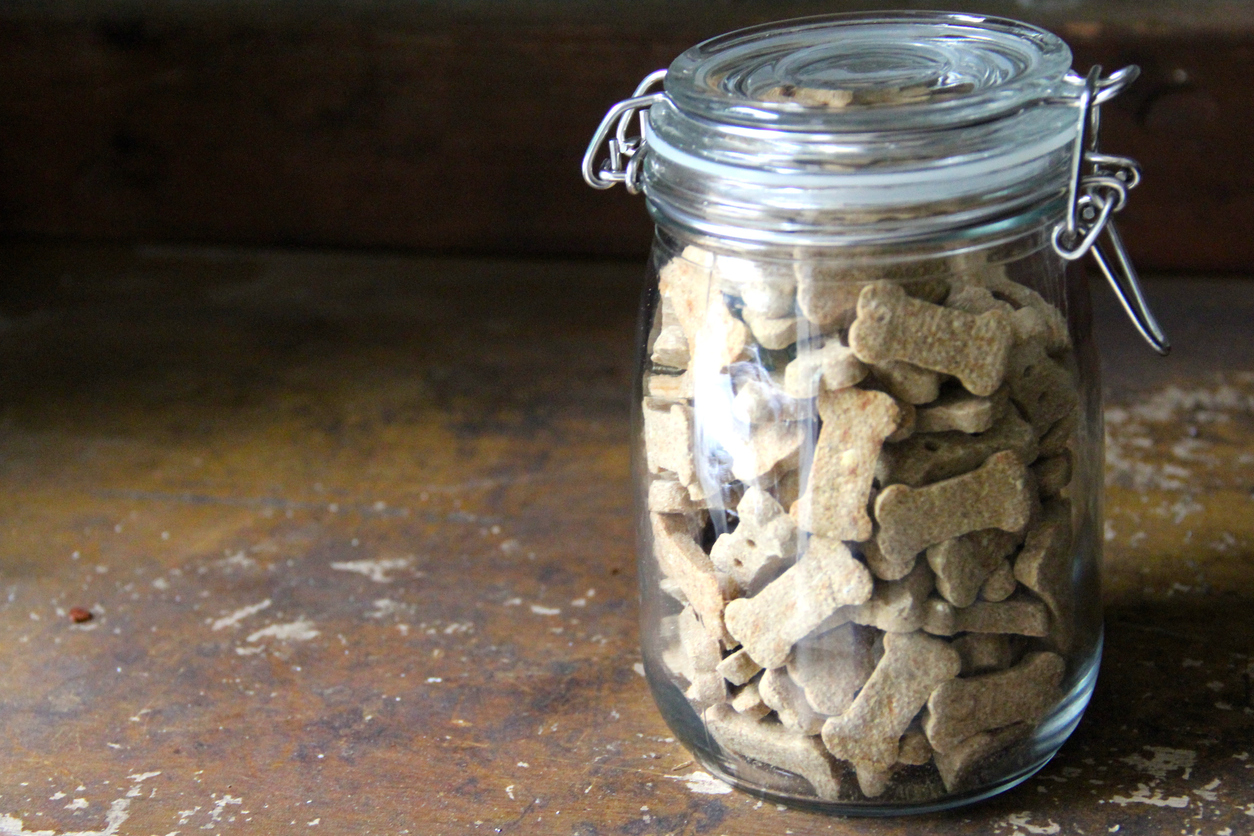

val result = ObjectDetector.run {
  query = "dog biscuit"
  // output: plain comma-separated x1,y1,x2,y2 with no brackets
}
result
849,283,1013,397
821,631,960,794
651,513,736,644
921,593,1050,637
926,528,1019,608
876,404,1037,488
793,387,904,541
724,536,873,669
924,651,1065,752
875,450,1034,565
760,666,827,734
783,340,868,398
915,386,1007,434
710,486,799,593
787,623,880,716
706,704,843,800
978,559,1018,603
1013,499,1075,650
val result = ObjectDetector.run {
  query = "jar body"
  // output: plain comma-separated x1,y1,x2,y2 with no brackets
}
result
634,221,1102,812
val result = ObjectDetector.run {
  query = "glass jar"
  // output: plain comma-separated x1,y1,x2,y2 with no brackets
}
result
584,12,1168,814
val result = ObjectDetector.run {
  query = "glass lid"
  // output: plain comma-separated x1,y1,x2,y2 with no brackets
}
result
665,12,1073,132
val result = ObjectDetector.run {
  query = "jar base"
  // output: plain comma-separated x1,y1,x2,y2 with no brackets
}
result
654,631,1103,815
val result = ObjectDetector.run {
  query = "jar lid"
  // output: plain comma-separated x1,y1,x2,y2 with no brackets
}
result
665,12,1072,133
634,13,1083,245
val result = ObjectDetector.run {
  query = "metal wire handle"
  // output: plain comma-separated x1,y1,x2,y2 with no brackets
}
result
581,70,667,193
1051,65,1170,355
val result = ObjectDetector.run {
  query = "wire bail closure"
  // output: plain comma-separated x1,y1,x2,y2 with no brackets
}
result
581,70,667,194
585,63,1170,356
1051,66,1171,355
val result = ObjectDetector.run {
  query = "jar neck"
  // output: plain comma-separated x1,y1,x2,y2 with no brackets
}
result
650,203,1063,266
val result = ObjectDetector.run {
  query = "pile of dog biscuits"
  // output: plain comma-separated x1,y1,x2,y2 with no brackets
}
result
645,244,1079,801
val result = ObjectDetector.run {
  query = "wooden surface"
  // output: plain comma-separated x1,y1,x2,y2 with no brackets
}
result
1,2,1253,271
1,245,1252,834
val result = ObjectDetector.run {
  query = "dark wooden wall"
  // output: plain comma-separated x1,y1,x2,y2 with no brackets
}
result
1,1,1250,270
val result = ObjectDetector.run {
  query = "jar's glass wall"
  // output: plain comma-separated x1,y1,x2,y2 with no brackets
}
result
634,222,1101,812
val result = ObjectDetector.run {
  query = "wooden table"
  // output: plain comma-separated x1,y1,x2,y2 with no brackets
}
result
1,245,1250,835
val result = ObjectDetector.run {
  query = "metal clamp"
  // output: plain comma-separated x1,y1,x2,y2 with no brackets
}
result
1051,66,1171,355
581,70,667,194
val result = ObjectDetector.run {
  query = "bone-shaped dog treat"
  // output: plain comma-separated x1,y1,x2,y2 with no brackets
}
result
760,85,856,107
662,643,691,683
921,593,1050,637
793,387,904,541
944,283,1014,316
783,341,868,398
731,379,809,427
924,651,1065,752
730,678,772,719
934,722,1032,793
1006,341,1077,436
1009,305,1053,347
731,420,806,485
716,256,797,319
887,402,916,443
795,268,866,330
797,263,950,330
724,536,873,669
876,404,1038,488
951,633,1018,676
772,467,802,513
660,577,689,606
690,292,753,372
1013,499,1075,650
915,386,1007,434
898,727,934,767
787,623,880,716
979,559,1017,603
659,613,689,679
651,513,737,644
849,283,1013,397
1033,451,1073,498
718,647,765,687
706,704,843,800
651,324,691,369
857,535,914,582
645,370,693,401
710,486,799,593
658,246,715,345
679,604,728,705
648,476,703,516
825,558,935,634
760,667,827,734
743,309,799,350
821,631,961,792
869,360,943,405
1038,410,1077,455
983,278,1071,354
643,397,697,488
876,450,1034,565
652,296,692,369
926,528,1020,608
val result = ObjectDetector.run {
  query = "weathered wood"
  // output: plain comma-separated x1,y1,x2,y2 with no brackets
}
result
0,4,1252,269
0,244,1251,832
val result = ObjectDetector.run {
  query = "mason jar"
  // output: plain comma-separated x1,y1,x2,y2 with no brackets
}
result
584,12,1168,813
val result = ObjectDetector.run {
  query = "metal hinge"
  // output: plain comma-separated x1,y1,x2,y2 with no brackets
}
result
1052,65,1171,355
581,70,667,194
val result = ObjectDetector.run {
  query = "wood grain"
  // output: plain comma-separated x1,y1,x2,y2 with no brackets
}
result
0,244,1250,832
0,4,1252,269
